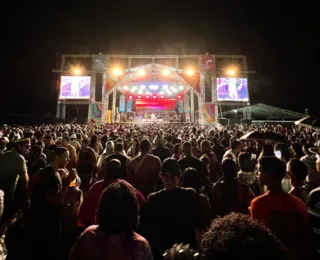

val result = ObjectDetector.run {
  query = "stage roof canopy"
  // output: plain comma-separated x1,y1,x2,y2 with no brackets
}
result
114,63,200,96
222,103,305,120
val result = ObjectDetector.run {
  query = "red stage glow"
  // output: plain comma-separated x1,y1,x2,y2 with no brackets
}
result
129,95,133,99
178,95,182,99
135,98,176,111
146,96,149,99
137,95,141,98
153,95,157,98
160,95,164,99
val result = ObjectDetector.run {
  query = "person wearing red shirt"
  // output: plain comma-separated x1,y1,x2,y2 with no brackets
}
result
78,159,145,228
250,156,310,259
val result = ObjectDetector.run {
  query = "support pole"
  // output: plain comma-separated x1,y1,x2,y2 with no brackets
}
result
56,101,61,119
101,73,108,123
190,91,194,123
199,73,205,125
211,72,218,125
111,88,117,122
61,101,66,121
87,56,96,122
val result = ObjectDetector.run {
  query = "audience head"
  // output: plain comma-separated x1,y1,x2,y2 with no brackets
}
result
161,158,181,187
258,156,286,187
201,213,289,259
287,158,308,187
162,244,200,259
181,168,201,192
97,181,139,236
238,152,254,172
221,159,237,181
105,159,122,180
140,139,151,154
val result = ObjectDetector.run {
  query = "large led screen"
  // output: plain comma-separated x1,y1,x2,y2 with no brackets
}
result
217,78,249,101
59,76,91,99
135,99,176,111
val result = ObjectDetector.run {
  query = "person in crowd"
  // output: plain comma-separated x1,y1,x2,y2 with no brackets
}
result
165,135,175,154
0,136,9,154
106,142,131,180
179,142,211,193
0,138,30,225
287,158,309,203
200,140,219,183
127,137,140,158
238,152,261,196
97,141,114,169
172,143,182,160
89,134,103,156
181,167,212,242
140,158,203,260
201,213,290,259
29,147,77,260
212,159,254,217
211,137,225,163
250,156,311,259
78,159,145,228
301,143,320,186
151,134,172,163
77,138,97,193
69,182,152,260
61,136,77,170
223,140,242,162
307,146,320,258
162,244,200,259
128,139,162,198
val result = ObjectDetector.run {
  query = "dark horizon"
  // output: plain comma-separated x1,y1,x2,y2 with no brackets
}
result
4,1,318,124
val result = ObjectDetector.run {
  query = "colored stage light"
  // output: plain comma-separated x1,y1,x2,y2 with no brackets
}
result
73,67,82,75
186,68,194,76
226,68,236,76
178,95,182,99
153,95,157,98
113,68,122,76
129,95,133,99
146,95,150,99
160,95,164,99
137,69,145,76
137,95,141,99
162,69,170,76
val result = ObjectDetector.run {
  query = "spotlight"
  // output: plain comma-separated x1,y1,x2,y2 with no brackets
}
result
137,69,145,76
73,67,81,75
162,69,170,76
113,68,122,76
186,68,194,76
226,68,237,76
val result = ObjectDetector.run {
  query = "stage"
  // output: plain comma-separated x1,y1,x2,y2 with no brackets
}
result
55,54,251,125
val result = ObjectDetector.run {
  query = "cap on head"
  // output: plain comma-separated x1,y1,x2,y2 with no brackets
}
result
161,158,181,178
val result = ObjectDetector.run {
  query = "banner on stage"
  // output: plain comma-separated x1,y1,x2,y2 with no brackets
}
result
203,103,216,124
90,103,102,122
93,54,106,72
119,95,125,112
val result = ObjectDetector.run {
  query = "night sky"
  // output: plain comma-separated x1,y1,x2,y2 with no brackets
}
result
4,1,318,123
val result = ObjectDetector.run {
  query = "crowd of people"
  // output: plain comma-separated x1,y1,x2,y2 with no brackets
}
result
0,122,319,259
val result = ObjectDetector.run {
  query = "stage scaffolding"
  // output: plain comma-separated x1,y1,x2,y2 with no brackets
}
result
54,54,250,124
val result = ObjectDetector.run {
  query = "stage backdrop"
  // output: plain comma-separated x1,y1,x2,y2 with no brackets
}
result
203,103,216,124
